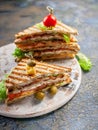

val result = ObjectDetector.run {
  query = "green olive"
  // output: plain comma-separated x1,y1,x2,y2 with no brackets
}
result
34,91,45,100
27,60,36,67
49,86,58,95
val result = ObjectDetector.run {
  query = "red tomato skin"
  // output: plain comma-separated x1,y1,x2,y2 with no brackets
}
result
43,14,57,27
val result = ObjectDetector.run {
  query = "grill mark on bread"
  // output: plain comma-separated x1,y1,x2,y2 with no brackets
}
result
12,70,27,76
8,74,69,95
6,80,14,86
21,59,71,72
5,59,72,104
15,34,65,44
7,73,66,93
19,76,66,90
18,63,26,66
36,61,71,72
15,21,78,39
15,66,26,71
8,75,29,82
6,59,71,89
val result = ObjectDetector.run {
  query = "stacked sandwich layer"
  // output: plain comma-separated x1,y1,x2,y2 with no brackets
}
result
5,58,72,104
14,21,80,60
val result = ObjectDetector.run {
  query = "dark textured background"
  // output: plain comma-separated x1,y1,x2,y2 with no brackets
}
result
0,0,98,130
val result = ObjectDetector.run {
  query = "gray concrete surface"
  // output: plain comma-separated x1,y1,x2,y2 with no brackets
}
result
0,0,98,130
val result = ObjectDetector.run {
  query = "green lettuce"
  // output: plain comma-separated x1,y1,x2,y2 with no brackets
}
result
0,79,7,101
76,53,92,72
63,34,70,43
0,74,9,101
12,48,25,59
36,23,54,30
12,48,34,60
36,23,48,31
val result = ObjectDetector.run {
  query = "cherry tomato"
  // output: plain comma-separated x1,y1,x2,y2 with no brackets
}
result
43,14,57,27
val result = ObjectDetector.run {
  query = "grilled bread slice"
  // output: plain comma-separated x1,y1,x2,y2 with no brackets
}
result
5,58,72,104
15,21,78,39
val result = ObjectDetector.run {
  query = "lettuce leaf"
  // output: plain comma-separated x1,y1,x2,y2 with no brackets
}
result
63,34,70,43
76,53,92,72
12,48,25,58
36,23,54,30
36,23,48,31
0,74,9,101
12,48,34,60
0,80,6,101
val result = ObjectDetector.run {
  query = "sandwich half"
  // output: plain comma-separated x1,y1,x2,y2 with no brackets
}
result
14,21,80,60
5,58,72,104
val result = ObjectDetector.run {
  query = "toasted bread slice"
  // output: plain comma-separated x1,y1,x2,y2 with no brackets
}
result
15,21,78,39
5,58,72,104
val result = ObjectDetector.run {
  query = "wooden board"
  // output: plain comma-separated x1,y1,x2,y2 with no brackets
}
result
0,44,81,118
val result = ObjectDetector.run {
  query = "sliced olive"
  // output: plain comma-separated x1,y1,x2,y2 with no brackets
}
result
49,86,58,95
34,91,45,100
27,60,36,67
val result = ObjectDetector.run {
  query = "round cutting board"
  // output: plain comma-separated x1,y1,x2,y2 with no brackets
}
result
0,44,81,118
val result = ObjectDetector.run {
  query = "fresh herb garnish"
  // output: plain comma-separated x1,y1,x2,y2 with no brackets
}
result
0,74,8,101
12,48,25,58
36,23,54,31
36,23,48,31
63,34,70,43
76,53,92,72
0,81,6,101
12,48,34,60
